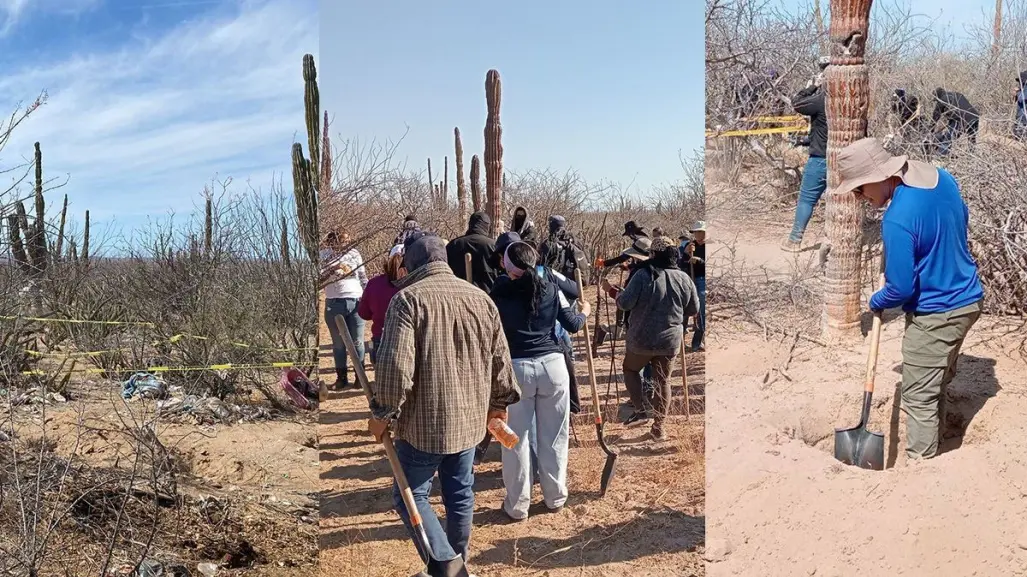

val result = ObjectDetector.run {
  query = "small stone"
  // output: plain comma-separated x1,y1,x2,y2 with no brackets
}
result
197,563,219,577
702,538,733,562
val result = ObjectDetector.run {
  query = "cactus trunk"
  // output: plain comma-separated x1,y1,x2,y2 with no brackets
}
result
303,54,320,195
82,210,90,265
822,0,873,340
55,194,67,260
204,196,213,254
6,215,30,275
322,110,332,196
443,155,449,208
427,157,434,202
470,154,482,212
292,143,318,263
280,215,291,266
484,70,503,236
31,142,48,271
454,127,467,222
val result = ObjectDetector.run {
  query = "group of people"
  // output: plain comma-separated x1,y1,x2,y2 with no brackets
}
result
778,56,1003,254
319,209,703,577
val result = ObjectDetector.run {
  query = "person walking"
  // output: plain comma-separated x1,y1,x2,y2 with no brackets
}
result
1013,72,1027,141
683,221,707,352
368,234,520,577
446,211,499,292
832,137,984,460
357,244,406,366
489,241,589,521
782,57,829,253
611,236,699,440
320,229,368,390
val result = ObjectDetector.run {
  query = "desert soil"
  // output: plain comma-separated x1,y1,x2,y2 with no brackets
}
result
706,217,1027,576
318,287,706,577
6,377,320,575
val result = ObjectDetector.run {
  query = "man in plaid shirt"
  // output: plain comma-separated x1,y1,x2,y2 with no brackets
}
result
368,233,521,577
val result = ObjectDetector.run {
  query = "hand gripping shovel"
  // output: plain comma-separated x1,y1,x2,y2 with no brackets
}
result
575,270,618,496
833,275,886,471
335,317,470,577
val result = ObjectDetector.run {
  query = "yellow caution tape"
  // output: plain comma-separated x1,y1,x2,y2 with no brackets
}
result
739,115,806,123
705,125,810,138
20,361,299,376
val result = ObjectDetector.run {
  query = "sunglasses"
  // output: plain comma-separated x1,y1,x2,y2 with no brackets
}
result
853,186,865,198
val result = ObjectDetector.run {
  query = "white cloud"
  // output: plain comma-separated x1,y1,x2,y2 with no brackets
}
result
0,0,316,223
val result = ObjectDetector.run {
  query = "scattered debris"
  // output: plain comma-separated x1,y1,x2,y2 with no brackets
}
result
122,372,169,400
156,395,274,425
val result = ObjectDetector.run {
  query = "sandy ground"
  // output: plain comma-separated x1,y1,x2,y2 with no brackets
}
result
318,287,706,577
706,217,1027,576
4,377,319,575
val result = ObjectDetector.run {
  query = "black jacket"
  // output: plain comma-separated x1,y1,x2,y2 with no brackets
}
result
446,213,499,292
793,85,827,158
932,90,979,129
490,274,586,360
510,206,538,245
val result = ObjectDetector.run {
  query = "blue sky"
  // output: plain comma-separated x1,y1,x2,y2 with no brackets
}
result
0,0,316,240
320,1,703,198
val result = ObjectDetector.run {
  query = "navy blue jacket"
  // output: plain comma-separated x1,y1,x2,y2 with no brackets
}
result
490,273,586,359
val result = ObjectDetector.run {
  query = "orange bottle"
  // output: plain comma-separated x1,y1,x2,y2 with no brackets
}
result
488,418,520,449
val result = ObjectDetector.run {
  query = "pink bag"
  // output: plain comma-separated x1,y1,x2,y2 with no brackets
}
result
280,368,318,410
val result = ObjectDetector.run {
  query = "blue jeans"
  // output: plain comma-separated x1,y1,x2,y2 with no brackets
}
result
691,276,707,350
788,156,828,243
392,440,475,565
324,297,365,384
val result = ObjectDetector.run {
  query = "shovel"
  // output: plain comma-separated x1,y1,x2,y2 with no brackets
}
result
575,270,618,496
335,317,469,577
833,273,886,471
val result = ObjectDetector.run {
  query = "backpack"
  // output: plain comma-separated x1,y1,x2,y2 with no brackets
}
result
544,234,589,282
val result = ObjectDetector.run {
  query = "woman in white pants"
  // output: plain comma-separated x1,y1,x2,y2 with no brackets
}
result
489,242,590,520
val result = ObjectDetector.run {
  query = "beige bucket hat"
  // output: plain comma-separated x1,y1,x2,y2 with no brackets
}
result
621,237,652,260
831,137,939,196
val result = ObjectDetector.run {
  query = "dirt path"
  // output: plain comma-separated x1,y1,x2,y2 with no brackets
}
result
318,288,706,576
706,219,1027,576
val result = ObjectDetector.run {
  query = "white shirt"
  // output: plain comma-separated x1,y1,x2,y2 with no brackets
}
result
320,248,368,300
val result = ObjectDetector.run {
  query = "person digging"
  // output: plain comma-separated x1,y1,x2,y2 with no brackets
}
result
834,137,984,461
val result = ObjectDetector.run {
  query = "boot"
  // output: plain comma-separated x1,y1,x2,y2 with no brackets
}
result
425,557,473,577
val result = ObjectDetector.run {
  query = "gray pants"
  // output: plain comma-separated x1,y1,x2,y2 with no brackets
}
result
503,353,570,519
901,301,982,459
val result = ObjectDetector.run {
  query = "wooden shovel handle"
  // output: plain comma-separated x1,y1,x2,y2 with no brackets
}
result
464,252,473,283
864,271,886,394
575,270,604,426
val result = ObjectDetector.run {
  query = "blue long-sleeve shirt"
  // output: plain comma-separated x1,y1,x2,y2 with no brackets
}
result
869,168,983,313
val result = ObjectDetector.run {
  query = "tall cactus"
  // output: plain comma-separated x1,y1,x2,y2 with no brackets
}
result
280,215,291,266
470,154,482,212
6,215,30,275
321,110,332,196
443,156,449,200
427,157,434,202
822,0,872,340
30,142,48,271
55,194,68,259
454,127,467,222
484,69,503,236
204,196,213,254
293,54,320,265
303,54,320,193
81,210,90,265
292,143,318,263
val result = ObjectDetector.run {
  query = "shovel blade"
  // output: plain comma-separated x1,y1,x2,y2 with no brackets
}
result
834,427,885,471
599,454,617,496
